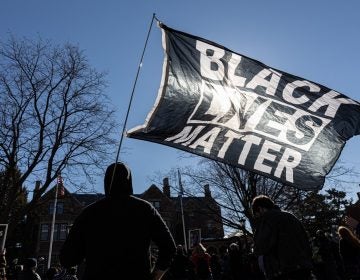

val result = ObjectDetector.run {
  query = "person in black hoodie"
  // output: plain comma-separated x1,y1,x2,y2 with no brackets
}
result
60,162,176,280
252,195,313,280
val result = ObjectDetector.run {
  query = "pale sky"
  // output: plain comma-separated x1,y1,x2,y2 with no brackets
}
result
1,0,360,198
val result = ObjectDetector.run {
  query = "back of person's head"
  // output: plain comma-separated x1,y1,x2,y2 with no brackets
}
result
15,264,23,273
176,244,184,255
68,266,77,275
193,243,207,255
252,195,276,214
45,267,58,279
338,226,353,239
229,243,239,251
104,162,133,197
338,225,360,248
24,258,37,270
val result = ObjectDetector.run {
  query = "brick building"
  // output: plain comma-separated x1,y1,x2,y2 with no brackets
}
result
33,177,224,267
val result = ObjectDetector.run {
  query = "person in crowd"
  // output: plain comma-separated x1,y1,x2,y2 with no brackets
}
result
190,243,212,280
59,162,176,280
311,230,340,280
18,258,41,280
0,249,7,280
251,195,313,280
7,258,23,280
337,225,360,280
206,247,221,280
57,266,78,280
227,243,243,280
344,215,360,238
167,244,189,280
67,266,78,280
44,267,58,280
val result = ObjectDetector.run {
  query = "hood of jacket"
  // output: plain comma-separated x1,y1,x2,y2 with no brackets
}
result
104,162,133,197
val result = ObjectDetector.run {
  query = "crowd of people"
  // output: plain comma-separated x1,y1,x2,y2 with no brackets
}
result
0,255,78,280
1,162,360,280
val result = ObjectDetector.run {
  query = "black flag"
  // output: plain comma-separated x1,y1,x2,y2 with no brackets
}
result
127,23,360,191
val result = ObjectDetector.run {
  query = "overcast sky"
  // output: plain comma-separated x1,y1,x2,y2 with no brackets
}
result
1,0,360,198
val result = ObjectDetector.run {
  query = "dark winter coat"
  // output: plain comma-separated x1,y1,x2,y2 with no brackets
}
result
60,163,176,280
254,209,313,279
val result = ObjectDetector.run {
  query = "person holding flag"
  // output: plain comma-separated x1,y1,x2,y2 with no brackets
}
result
59,162,176,280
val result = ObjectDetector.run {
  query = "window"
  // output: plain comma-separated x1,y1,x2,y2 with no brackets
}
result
54,223,68,240
57,202,64,214
40,223,68,241
49,202,64,215
40,224,49,241
151,201,161,210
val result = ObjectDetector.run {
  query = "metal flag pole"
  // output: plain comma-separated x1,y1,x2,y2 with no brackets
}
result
0,224,8,251
109,13,157,192
47,178,59,269
178,169,187,251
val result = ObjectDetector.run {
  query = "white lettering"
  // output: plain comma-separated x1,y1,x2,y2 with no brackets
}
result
218,131,241,158
246,68,282,96
165,126,205,146
274,148,301,183
238,135,262,165
254,140,282,174
189,127,221,153
196,41,225,81
228,53,246,87
282,80,320,105
308,90,359,118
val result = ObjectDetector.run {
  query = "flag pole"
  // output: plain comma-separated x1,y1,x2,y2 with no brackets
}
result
178,169,187,252
109,13,157,191
0,224,8,251
47,179,59,269
114,13,157,163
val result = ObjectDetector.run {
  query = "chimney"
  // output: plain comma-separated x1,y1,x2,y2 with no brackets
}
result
204,184,211,198
163,177,171,198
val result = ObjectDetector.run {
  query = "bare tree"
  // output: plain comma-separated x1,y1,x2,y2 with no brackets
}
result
177,160,307,234
0,35,117,225
162,156,356,237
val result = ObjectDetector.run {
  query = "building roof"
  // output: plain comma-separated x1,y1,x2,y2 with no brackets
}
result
72,193,105,207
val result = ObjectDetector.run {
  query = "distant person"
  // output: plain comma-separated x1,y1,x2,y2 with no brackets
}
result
0,249,7,280
168,245,189,280
44,267,58,280
18,258,41,280
206,247,221,280
337,226,360,280
190,243,212,280
65,267,78,280
60,162,176,280
311,230,339,280
251,195,313,280
227,243,244,280
56,266,78,280
344,215,360,238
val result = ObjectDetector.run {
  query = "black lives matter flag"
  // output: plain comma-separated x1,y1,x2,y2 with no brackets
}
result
127,23,360,191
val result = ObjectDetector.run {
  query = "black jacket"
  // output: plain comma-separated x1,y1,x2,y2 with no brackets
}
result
254,209,313,279
60,163,176,279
